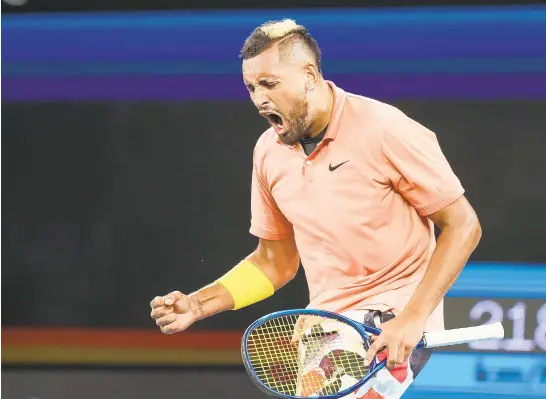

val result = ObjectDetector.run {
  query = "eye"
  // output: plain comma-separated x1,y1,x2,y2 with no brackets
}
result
263,81,278,88
246,84,255,93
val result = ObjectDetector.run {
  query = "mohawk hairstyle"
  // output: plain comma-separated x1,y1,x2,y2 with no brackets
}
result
240,19,322,73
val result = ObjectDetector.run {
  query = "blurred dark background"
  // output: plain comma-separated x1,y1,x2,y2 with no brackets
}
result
2,1,546,398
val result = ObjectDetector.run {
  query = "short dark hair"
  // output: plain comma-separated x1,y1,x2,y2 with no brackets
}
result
240,19,322,73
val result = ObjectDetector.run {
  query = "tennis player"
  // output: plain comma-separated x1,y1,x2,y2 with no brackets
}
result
150,19,482,398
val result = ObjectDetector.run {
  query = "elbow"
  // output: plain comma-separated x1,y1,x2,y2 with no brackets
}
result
474,218,483,243
283,260,300,283
247,253,299,291
463,214,482,250
274,258,300,289
473,219,482,250
440,212,482,250
432,196,482,253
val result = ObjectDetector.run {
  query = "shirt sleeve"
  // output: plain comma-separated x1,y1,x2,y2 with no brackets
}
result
381,115,465,216
249,156,294,240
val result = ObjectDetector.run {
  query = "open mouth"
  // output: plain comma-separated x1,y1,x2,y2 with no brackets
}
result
260,111,285,134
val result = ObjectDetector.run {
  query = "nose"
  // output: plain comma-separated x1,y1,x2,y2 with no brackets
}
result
251,87,270,109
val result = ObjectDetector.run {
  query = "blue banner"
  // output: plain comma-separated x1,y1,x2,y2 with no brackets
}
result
3,6,546,101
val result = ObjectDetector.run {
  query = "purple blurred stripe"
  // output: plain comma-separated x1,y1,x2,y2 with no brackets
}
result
3,74,546,101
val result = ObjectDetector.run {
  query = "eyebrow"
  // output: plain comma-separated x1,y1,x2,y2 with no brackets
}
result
258,75,279,81
258,75,279,82
245,75,279,85
243,74,279,88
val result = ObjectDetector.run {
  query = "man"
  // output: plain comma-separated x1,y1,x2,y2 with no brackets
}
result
150,19,482,398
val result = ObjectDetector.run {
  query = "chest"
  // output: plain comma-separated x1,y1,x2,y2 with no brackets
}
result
265,140,392,225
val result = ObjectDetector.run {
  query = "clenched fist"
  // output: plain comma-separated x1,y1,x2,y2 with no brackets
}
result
150,291,197,334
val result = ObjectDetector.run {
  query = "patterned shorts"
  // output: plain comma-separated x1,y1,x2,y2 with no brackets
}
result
296,310,433,399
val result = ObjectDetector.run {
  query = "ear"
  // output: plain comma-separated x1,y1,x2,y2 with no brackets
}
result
303,63,320,92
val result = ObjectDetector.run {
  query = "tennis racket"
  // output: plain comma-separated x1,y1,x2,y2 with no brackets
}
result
241,309,504,399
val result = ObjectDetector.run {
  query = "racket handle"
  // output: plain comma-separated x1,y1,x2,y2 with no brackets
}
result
423,322,504,348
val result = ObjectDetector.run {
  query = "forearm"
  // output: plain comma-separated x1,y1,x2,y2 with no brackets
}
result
187,240,299,321
186,260,289,321
404,218,482,322
188,283,235,321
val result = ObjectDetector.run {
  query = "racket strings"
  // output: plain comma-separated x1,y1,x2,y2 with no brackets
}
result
246,314,369,397
247,315,301,394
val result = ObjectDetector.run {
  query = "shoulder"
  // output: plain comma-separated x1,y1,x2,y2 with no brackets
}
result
344,92,408,124
342,91,430,145
338,91,411,154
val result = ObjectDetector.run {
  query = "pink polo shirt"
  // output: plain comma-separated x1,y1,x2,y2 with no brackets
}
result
249,81,464,331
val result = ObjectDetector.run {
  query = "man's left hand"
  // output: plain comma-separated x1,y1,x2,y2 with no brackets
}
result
364,313,426,369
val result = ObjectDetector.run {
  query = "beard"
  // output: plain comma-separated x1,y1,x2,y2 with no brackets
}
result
278,97,311,146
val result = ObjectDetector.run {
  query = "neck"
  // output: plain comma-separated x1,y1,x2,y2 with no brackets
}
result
305,80,334,139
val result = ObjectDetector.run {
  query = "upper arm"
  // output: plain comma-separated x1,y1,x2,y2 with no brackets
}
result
428,195,481,232
247,237,300,290
381,115,465,216
249,150,294,240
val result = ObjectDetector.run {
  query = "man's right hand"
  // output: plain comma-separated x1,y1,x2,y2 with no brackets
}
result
150,291,197,334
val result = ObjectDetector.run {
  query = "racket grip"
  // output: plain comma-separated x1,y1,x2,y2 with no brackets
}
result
423,322,504,348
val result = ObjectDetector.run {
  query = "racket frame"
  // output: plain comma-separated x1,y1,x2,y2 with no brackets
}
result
242,308,503,398
241,309,391,399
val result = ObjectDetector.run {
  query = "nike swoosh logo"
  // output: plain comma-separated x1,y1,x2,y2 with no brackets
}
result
329,160,350,171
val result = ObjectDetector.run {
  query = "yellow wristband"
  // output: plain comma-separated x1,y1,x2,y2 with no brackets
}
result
216,260,275,310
